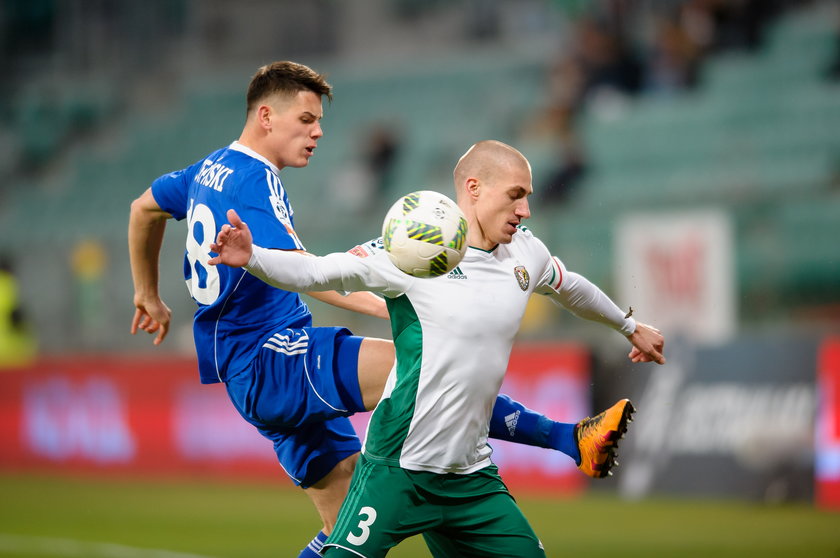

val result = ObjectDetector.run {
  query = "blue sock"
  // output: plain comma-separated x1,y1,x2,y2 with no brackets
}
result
548,420,581,465
298,530,327,557
489,394,581,465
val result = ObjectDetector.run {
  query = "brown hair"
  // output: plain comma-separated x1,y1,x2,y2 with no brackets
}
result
246,61,332,114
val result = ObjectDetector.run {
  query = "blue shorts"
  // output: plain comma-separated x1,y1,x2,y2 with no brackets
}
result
224,326,366,488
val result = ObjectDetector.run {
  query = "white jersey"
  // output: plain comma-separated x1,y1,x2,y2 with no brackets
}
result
246,227,635,474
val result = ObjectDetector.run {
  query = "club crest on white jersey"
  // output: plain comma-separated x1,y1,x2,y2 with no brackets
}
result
514,265,529,290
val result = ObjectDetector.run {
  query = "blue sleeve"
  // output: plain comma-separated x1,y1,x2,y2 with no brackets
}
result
151,168,192,221
233,167,305,252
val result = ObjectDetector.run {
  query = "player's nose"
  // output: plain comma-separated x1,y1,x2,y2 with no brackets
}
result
516,199,531,220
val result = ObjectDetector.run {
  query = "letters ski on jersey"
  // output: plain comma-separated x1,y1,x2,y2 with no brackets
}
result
151,142,311,384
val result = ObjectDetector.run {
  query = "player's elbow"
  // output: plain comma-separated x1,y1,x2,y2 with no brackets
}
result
130,189,171,222
129,196,147,220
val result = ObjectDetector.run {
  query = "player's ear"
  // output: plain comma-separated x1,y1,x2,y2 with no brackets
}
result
257,104,272,130
466,178,480,199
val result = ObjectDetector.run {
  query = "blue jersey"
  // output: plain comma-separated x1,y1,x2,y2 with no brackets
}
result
152,142,312,384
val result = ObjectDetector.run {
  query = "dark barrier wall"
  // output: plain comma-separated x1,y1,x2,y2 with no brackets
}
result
595,335,819,503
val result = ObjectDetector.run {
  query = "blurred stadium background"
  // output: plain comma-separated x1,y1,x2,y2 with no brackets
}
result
1,0,839,556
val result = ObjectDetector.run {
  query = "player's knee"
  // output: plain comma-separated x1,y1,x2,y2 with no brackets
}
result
312,453,358,489
334,452,359,479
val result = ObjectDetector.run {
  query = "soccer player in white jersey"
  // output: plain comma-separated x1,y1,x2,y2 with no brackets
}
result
208,140,666,556
128,62,658,557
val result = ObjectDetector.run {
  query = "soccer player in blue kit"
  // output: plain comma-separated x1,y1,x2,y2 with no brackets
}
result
128,61,655,556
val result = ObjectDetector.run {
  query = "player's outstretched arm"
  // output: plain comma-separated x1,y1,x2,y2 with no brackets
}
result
128,188,173,346
545,268,666,365
211,209,390,319
211,209,389,295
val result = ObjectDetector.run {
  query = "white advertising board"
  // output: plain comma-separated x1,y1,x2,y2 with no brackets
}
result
615,210,736,345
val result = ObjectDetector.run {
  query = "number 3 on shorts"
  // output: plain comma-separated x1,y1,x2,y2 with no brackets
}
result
346,506,377,546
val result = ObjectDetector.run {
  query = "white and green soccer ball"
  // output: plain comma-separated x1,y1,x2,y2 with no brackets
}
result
382,190,468,278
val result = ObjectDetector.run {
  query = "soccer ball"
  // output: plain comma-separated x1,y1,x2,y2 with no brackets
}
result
382,190,468,278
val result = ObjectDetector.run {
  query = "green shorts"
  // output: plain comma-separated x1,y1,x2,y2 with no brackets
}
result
323,454,545,558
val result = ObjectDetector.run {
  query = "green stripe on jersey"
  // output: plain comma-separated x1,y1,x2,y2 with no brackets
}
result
329,456,376,538
364,295,423,464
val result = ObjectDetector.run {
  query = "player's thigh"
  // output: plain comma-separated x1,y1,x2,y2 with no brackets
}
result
323,456,437,557
356,337,395,411
230,326,367,427
257,416,360,488
425,491,545,558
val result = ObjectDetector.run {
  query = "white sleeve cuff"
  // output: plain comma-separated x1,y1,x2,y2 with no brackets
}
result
619,316,637,337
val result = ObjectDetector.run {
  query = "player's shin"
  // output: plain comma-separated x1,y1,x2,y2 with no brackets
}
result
488,394,580,463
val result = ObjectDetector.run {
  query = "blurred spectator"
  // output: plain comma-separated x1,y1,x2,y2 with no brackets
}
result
825,5,840,82
465,0,501,41
541,140,589,204
529,13,643,205
829,40,840,82
575,17,645,102
330,122,403,216
364,123,402,196
679,0,718,54
0,255,36,368
704,0,777,53
532,12,645,140
645,12,703,95
0,0,56,77
531,54,587,140
70,239,108,349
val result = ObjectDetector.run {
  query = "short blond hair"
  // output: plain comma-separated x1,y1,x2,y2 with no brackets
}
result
453,140,529,186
